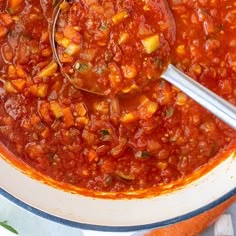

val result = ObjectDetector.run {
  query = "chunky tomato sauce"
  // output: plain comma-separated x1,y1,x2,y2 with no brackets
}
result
0,0,236,193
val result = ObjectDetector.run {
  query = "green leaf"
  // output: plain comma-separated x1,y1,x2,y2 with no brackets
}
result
0,221,18,235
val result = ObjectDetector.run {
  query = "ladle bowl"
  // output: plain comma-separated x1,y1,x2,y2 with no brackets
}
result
50,0,236,129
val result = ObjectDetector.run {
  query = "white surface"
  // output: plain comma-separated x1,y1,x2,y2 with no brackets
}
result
0,226,17,236
0,195,138,236
214,214,234,236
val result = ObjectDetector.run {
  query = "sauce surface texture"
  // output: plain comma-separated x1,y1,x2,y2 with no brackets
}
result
0,0,236,193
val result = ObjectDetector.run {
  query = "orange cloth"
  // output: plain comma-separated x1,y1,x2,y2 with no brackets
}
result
145,196,236,236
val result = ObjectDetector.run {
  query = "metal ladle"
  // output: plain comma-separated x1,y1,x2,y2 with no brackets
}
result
50,0,236,130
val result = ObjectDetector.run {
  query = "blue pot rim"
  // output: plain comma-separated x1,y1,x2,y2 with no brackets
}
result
0,187,235,232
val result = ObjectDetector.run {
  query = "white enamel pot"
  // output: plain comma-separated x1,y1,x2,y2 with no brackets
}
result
0,140,236,233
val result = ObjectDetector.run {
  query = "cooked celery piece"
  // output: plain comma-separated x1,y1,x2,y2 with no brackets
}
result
120,112,137,123
74,62,92,73
50,101,63,119
112,11,129,25
141,34,160,54
38,61,58,78
65,43,80,56
37,84,48,97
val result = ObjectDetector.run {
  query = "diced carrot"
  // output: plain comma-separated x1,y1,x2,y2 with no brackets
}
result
0,13,13,26
39,102,52,123
146,102,158,115
176,92,188,105
101,160,114,173
40,127,50,138
2,43,13,62
90,4,104,15
16,66,28,78
93,101,109,114
21,118,31,130
40,31,49,43
87,149,98,162
176,44,186,55
37,84,48,97
41,48,52,57
112,11,129,25
83,0,98,6
30,114,41,125
5,81,18,93
29,84,38,96
60,38,71,48
118,32,129,45
0,26,8,38
75,103,87,116
59,53,74,63
138,96,158,120
11,79,26,91
63,26,81,44
29,84,48,98
8,65,16,77
120,112,138,123
59,1,70,11
8,0,24,12
63,107,74,127
108,62,122,88
157,162,168,170
75,117,89,126
121,64,137,79
121,84,139,94
219,79,232,95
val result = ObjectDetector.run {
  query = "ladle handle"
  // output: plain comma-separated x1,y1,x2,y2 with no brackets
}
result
162,64,236,130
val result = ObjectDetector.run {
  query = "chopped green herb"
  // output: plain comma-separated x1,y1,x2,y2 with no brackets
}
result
160,79,166,88
96,67,103,75
5,8,12,14
165,107,174,118
154,57,163,68
218,24,224,31
0,221,18,235
100,129,110,135
104,175,113,186
100,23,109,31
53,0,60,7
116,171,134,181
141,151,151,157
96,65,108,75
201,8,208,15
74,62,91,73
135,150,151,158
75,62,88,72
